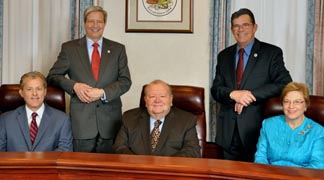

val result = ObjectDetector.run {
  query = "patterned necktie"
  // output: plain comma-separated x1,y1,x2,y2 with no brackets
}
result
30,112,38,144
236,48,244,89
91,42,100,81
151,120,162,152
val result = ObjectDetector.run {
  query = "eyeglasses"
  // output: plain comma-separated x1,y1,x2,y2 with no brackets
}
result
232,23,253,30
283,99,305,106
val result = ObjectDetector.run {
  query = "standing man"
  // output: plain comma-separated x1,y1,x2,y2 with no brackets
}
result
211,8,292,161
113,80,200,157
0,71,73,152
47,6,131,153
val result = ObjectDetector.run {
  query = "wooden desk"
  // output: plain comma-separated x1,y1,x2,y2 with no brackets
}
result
0,152,323,180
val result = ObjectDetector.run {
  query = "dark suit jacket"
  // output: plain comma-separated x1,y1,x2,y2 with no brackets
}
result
0,105,73,151
47,36,131,139
112,107,201,158
211,38,292,151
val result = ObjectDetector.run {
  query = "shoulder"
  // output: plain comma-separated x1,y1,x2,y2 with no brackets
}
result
304,117,324,134
254,39,282,53
218,44,236,57
170,107,196,122
103,38,125,48
123,107,147,120
0,106,24,119
45,105,69,119
61,38,82,47
122,107,147,126
123,107,145,115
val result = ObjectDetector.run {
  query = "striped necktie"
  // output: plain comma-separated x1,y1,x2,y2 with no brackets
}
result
30,112,38,144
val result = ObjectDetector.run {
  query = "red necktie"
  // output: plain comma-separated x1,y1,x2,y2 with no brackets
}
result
30,112,38,144
236,48,244,89
91,43,100,81
151,120,162,152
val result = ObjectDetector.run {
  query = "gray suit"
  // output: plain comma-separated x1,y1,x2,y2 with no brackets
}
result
0,105,72,152
113,107,201,158
47,36,131,142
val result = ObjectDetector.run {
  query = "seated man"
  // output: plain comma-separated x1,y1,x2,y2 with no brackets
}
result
0,71,73,151
113,80,200,157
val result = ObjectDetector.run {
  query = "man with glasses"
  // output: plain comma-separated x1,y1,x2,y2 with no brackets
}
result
211,8,292,161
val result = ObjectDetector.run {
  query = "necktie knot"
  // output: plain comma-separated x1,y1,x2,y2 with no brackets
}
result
239,48,244,57
154,119,162,128
93,42,99,48
32,112,38,119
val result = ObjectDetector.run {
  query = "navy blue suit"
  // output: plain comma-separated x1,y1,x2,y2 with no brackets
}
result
211,38,292,159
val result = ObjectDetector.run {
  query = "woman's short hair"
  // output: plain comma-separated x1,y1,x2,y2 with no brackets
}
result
280,82,310,108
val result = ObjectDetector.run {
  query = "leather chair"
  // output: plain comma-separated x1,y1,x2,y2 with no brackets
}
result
0,84,66,114
140,85,207,157
263,95,324,126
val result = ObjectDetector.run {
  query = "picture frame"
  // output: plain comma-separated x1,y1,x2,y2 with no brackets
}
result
125,0,193,33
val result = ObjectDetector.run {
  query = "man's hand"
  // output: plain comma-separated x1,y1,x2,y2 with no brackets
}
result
230,90,256,114
230,90,256,107
235,103,244,114
73,83,93,103
85,88,105,102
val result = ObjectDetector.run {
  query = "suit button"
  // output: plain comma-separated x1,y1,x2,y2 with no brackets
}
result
96,104,100,108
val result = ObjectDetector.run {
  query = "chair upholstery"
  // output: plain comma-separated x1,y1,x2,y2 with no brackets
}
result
140,85,207,157
0,84,66,114
263,95,324,126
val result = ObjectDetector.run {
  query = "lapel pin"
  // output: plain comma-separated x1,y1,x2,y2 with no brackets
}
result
107,50,111,54
254,53,258,58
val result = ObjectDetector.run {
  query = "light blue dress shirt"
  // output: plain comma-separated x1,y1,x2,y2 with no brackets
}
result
255,115,324,169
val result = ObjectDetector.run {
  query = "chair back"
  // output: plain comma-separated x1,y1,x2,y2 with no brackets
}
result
140,85,206,157
263,95,324,126
0,84,66,114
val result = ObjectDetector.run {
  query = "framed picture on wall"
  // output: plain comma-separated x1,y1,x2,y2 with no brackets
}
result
126,0,193,33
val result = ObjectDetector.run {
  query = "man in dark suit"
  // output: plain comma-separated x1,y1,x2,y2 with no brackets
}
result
113,80,200,157
211,8,292,161
0,71,73,152
47,6,131,153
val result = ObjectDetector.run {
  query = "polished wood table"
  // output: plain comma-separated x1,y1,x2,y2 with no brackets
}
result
0,152,323,180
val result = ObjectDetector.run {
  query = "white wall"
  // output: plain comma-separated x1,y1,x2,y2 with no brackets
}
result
102,1,211,139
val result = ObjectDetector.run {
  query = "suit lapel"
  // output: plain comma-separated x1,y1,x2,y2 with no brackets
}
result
228,47,237,89
17,107,32,151
240,39,261,89
77,36,95,81
98,38,111,82
140,110,151,154
32,105,51,150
